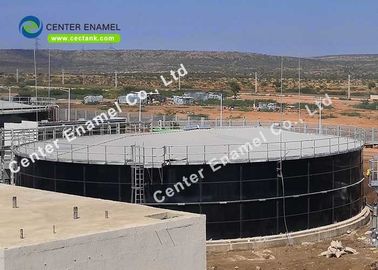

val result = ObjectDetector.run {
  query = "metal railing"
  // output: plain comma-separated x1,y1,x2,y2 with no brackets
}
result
9,96,56,106
0,96,56,115
44,111,378,146
365,127,378,145
4,120,366,168
369,156,378,192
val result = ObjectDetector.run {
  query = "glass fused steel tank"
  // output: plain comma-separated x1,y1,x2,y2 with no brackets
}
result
13,123,365,240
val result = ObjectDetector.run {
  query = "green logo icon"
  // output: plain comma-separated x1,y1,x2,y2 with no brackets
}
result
19,16,43,39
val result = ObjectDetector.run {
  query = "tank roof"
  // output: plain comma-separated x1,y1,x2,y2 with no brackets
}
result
14,127,363,167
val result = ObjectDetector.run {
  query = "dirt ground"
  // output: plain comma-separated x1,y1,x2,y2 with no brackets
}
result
207,225,378,270
65,92,377,128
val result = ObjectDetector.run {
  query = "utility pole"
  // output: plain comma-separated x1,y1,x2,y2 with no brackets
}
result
34,39,38,122
220,93,223,127
62,69,65,85
68,88,71,121
34,42,37,97
347,74,351,100
115,71,118,88
60,88,71,121
254,72,258,93
318,97,322,134
16,69,19,84
138,96,142,130
48,49,51,98
178,75,181,90
298,58,301,120
280,57,283,123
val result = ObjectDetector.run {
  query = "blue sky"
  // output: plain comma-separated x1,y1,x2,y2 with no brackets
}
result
1,0,377,56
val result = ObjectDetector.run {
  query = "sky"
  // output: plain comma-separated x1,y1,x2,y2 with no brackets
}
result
1,0,377,56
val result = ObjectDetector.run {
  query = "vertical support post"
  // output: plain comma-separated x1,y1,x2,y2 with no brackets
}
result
186,146,189,164
346,137,349,150
12,196,18,208
104,145,107,163
220,93,223,127
151,148,154,167
73,206,79,219
338,136,340,153
347,74,351,99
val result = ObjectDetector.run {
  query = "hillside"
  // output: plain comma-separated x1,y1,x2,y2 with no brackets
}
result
0,49,378,79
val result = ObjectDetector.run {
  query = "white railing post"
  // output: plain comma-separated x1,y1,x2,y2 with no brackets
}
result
186,146,189,164
124,146,127,165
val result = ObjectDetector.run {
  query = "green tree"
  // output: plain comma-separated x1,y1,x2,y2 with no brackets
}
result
368,81,376,90
260,81,268,87
272,79,281,90
228,81,241,99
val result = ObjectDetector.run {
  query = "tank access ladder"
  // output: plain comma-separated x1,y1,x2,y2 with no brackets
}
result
130,145,145,204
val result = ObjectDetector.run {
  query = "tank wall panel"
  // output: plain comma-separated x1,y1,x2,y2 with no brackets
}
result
16,150,364,240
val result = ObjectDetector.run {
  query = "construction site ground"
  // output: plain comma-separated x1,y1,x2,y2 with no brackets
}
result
207,224,378,270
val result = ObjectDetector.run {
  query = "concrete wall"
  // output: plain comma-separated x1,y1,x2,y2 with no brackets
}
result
2,216,206,270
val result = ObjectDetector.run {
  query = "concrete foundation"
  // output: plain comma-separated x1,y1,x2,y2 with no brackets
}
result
207,206,370,252
0,185,206,270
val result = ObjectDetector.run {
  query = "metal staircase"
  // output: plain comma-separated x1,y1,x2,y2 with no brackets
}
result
0,148,13,184
130,145,145,204
0,129,14,184
0,127,38,184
